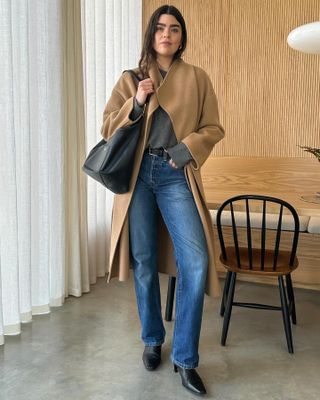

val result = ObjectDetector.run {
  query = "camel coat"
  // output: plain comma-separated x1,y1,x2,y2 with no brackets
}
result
101,58,225,297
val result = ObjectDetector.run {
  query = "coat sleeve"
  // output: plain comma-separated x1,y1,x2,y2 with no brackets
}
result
181,70,225,170
100,73,142,140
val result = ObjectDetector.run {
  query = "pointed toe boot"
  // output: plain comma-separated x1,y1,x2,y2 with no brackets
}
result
174,364,207,396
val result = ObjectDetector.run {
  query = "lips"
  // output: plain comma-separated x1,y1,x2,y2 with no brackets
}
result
161,42,171,45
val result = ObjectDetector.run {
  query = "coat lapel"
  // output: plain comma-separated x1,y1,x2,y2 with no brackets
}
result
146,58,183,118
151,58,198,143
146,60,161,117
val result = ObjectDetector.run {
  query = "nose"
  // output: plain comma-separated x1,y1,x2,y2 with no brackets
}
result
162,28,170,38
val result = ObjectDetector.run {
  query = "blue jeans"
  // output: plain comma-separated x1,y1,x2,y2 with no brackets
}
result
128,152,208,369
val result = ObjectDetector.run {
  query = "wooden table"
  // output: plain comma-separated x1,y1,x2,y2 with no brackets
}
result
201,157,320,217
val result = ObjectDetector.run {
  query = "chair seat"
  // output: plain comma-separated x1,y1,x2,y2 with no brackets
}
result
220,247,299,276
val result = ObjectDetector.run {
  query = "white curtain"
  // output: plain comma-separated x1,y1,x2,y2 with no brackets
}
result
81,0,142,282
0,0,142,346
62,0,90,297
0,0,64,344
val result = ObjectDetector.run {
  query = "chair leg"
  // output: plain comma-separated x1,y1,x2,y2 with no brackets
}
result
278,276,294,353
221,272,237,346
165,276,176,321
220,271,232,317
285,274,297,325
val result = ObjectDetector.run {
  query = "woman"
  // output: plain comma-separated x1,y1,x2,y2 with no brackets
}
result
101,5,225,396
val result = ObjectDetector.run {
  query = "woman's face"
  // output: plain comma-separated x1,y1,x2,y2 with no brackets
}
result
153,14,182,61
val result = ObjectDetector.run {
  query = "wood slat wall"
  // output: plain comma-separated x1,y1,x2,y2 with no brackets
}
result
142,0,320,158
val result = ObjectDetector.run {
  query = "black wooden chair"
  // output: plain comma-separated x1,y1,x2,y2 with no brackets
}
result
165,276,176,321
217,195,300,353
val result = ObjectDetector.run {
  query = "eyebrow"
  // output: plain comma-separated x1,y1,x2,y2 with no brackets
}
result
156,23,181,28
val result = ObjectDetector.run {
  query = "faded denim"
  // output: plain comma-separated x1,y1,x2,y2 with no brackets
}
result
128,152,208,369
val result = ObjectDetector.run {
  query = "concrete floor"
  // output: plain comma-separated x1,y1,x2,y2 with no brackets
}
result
1,273,320,400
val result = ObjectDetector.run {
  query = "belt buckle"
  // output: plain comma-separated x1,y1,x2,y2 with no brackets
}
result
163,148,170,160
147,147,169,159
148,147,162,157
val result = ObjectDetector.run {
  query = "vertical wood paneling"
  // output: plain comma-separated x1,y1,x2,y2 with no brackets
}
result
143,0,320,158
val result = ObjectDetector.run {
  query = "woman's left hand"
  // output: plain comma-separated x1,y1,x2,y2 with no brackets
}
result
169,159,178,169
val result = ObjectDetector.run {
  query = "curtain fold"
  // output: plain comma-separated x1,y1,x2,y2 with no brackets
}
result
63,0,90,297
81,0,142,283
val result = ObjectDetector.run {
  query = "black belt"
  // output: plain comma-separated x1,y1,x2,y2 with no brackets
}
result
145,147,170,159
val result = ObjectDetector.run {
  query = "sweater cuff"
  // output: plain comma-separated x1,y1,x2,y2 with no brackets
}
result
129,97,144,121
166,143,193,168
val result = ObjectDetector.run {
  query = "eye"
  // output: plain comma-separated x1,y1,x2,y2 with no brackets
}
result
172,28,179,33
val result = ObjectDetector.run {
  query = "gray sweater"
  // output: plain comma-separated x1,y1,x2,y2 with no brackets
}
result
129,68,193,168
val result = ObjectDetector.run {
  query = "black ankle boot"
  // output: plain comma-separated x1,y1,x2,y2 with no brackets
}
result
174,364,207,395
142,345,162,371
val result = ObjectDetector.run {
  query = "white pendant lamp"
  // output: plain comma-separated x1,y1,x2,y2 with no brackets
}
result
287,21,320,54
288,21,320,205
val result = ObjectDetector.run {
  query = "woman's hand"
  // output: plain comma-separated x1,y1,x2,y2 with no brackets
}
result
169,159,178,169
136,78,154,105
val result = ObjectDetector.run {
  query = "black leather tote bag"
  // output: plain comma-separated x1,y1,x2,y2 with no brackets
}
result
82,70,146,194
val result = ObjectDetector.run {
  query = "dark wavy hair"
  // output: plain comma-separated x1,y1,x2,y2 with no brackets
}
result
138,5,187,78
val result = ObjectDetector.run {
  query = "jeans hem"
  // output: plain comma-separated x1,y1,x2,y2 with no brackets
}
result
171,355,199,369
143,340,164,347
